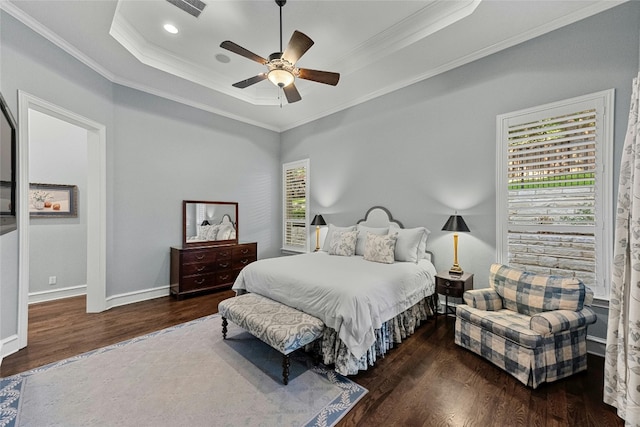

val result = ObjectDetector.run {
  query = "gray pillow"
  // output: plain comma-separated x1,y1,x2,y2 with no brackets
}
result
393,227,429,262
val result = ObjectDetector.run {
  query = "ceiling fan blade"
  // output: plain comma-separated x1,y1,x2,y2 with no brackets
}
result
283,83,302,103
298,68,340,86
232,74,267,89
282,31,314,65
220,41,268,65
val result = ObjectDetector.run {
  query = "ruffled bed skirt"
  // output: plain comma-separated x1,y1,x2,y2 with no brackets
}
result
314,293,438,376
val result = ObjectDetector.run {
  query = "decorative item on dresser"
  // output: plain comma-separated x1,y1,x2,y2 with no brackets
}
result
170,200,257,299
435,271,473,320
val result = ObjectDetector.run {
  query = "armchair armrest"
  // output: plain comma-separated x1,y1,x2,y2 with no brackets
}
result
530,307,597,335
463,289,503,311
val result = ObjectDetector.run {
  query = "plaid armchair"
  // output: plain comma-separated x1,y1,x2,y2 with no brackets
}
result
455,263,597,388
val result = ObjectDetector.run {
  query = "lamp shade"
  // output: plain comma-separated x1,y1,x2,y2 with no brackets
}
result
441,215,470,232
311,214,326,226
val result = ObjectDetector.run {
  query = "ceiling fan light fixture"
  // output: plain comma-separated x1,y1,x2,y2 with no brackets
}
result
268,69,294,88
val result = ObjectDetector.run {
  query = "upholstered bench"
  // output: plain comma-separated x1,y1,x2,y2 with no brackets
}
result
218,292,325,385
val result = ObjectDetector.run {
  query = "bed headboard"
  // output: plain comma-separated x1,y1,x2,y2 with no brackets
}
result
357,206,404,229
355,206,432,262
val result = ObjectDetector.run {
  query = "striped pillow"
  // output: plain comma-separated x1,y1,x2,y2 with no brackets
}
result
489,264,586,316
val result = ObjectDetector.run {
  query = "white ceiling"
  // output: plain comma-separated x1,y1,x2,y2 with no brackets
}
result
1,0,626,132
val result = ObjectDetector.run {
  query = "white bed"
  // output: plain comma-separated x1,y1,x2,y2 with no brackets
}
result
232,207,437,375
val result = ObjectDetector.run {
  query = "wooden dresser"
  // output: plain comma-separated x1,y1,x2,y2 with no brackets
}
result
170,242,257,299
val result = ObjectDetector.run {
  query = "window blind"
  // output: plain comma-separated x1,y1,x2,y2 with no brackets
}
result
497,90,613,298
282,159,309,252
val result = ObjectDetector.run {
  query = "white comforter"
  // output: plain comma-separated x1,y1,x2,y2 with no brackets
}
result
232,252,437,359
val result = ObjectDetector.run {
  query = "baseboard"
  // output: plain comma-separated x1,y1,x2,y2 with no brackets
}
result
1,334,20,359
106,285,170,310
28,285,87,304
587,334,606,357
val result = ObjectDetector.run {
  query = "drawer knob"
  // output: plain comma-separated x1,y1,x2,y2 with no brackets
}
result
241,249,249,254
196,254,205,260
445,281,451,287
196,266,205,272
220,274,229,280
219,262,229,268
195,278,205,285
241,259,249,265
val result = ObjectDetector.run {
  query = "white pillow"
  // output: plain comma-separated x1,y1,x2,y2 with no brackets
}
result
322,224,356,252
364,232,398,264
393,227,429,262
329,230,358,256
355,224,389,255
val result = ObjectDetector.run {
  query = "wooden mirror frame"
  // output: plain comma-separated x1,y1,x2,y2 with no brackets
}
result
182,200,238,247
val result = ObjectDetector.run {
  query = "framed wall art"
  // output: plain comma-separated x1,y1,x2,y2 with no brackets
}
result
29,183,78,217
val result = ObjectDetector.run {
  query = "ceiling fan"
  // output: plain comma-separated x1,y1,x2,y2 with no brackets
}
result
220,0,340,104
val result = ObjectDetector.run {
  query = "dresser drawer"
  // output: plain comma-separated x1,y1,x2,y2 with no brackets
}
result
216,258,233,270
216,270,237,286
233,244,257,258
233,256,256,270
180,273,216,292
182,263,216,276
216,248,232,260
182,249,216,264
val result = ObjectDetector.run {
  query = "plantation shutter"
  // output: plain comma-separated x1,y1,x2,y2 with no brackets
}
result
282,159,309,252
497,91,613,298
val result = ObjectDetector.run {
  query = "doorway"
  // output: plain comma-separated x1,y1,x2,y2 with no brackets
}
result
17,92,106,351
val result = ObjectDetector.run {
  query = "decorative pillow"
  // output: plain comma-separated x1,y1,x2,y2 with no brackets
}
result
217,224,234,240
355,225,389,255
329,230,358,256
364,232,398,264
393,227,429,262
489,263,587,315
322,224,356,252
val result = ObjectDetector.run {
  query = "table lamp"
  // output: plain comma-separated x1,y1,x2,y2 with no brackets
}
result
441,213,470,275
310,214,326,251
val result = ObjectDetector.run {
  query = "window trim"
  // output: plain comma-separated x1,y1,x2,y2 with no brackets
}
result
496,89,614,299
282,158,310,253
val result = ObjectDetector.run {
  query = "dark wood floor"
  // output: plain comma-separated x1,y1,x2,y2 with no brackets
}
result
1,293,623,427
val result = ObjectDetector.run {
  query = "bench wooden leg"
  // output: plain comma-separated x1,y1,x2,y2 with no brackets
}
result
222,317,228,339
282,354,290,385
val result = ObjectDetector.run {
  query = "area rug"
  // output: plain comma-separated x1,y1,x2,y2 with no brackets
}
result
0,314,367,426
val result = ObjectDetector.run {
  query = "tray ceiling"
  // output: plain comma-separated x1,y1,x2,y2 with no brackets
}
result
1,0,626,131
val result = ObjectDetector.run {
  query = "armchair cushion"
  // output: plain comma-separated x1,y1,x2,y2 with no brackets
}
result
489,264,587,316
463,289,503,311
530,307,597,335
456,305,542,349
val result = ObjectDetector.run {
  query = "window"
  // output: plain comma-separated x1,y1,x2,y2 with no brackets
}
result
496,90,613,299
282,159,310,253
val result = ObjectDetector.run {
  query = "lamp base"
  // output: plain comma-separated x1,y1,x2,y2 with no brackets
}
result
449,264,463,276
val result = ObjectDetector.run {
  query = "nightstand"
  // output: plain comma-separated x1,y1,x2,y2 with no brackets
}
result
435,271,474,319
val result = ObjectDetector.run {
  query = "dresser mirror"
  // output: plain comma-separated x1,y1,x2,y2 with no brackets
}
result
183,200,238,247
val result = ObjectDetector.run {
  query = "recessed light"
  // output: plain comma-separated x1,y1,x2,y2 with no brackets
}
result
164,24,179,34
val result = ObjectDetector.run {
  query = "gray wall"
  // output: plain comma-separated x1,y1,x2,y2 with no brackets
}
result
0,10,280,344
281,2,640,346
109,85,280,296
2,2,639,350
29,109,88,295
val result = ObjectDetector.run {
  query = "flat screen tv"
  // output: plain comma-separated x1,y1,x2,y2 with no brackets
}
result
0,91,17,235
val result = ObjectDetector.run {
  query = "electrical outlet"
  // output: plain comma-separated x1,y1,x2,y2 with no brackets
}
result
48,276,56,285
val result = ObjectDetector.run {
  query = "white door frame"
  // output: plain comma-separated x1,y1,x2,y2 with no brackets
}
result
17,91,106,348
